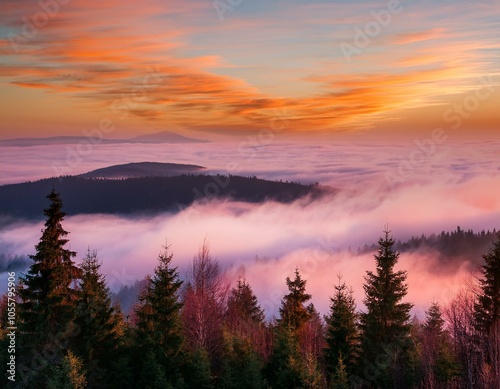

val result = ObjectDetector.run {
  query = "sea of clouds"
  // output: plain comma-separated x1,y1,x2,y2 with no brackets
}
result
1,138,499,318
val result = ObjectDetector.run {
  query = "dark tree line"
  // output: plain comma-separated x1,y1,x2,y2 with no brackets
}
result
358,227,499,269
0,175,326,220
1,190,499,388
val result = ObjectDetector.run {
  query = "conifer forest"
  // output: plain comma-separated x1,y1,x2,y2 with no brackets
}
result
1,190,498,389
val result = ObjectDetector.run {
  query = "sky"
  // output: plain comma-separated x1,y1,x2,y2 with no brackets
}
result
0,1,499,319
1,0,500,139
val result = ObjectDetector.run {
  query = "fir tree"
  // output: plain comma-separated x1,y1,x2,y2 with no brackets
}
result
134,244,184,385
279,268,312,332
474,232,500,386
359,229,413,388
18,190,82,386
420,301,459,388
220,330,264,389
47,350,87,389
265,325,308,389
74,249,123,387
227,278,265,326
474,232,500,334
137,350,172,389
180,347,214,389
325,275,359,380
331,353,350,389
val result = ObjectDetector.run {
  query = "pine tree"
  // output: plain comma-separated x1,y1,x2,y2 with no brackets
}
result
74,249,123,387
265,325,308,388
180,347,214,389
279,268,312,332
474,232,500,387
265,268,322,388
227,278,265,326
18,190,82,386
47,350,87,389
220,330,264,389
225,277,268,370
331,353,350,389
359,229,413,388
134,244,184,385
325,275,359,380
137,350,172,389
420,301,459,388
474,232,500,334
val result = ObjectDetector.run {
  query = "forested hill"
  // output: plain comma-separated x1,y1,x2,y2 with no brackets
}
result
358,227,498,268
79,161,205,179
0,175,328,220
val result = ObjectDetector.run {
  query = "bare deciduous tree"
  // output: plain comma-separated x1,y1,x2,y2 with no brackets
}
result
181,240,228,372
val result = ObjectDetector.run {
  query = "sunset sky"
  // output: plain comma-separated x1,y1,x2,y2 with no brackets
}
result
1,1,500,320
1,0,499,139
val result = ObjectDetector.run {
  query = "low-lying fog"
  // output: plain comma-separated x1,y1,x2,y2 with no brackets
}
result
1,139,499,318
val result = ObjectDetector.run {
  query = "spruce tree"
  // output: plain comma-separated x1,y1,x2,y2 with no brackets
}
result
220,330,264,389
224,277,267,380
227,278,265,326
331,353,350,389
266,268,321,388
279,268,312,331
134,244,184,385
420,301,459,388
325,275,359,379
47,350,87,389
474,232,500,334
265,325,307,388
180,347,214,389
74,249,123,387
18,190,82,386
359,229,413,388
474,232,500,386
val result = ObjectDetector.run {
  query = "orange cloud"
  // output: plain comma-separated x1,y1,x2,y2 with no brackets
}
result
392,28,446,45
1,0,499,136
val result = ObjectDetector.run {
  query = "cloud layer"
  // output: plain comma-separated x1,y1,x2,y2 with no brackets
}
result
1,140,499,318
1,0,499,136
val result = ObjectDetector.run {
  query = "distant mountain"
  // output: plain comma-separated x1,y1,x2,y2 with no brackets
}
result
0,175,329,220
0,131,208,147
130,131,209,144
79,162,206,179
0,136,106,147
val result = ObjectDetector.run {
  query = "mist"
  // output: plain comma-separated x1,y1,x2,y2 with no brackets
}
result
1,138,499,318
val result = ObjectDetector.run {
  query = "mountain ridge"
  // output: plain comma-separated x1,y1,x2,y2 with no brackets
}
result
0,131,208,147
0,174,329,220
79,161,206,179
